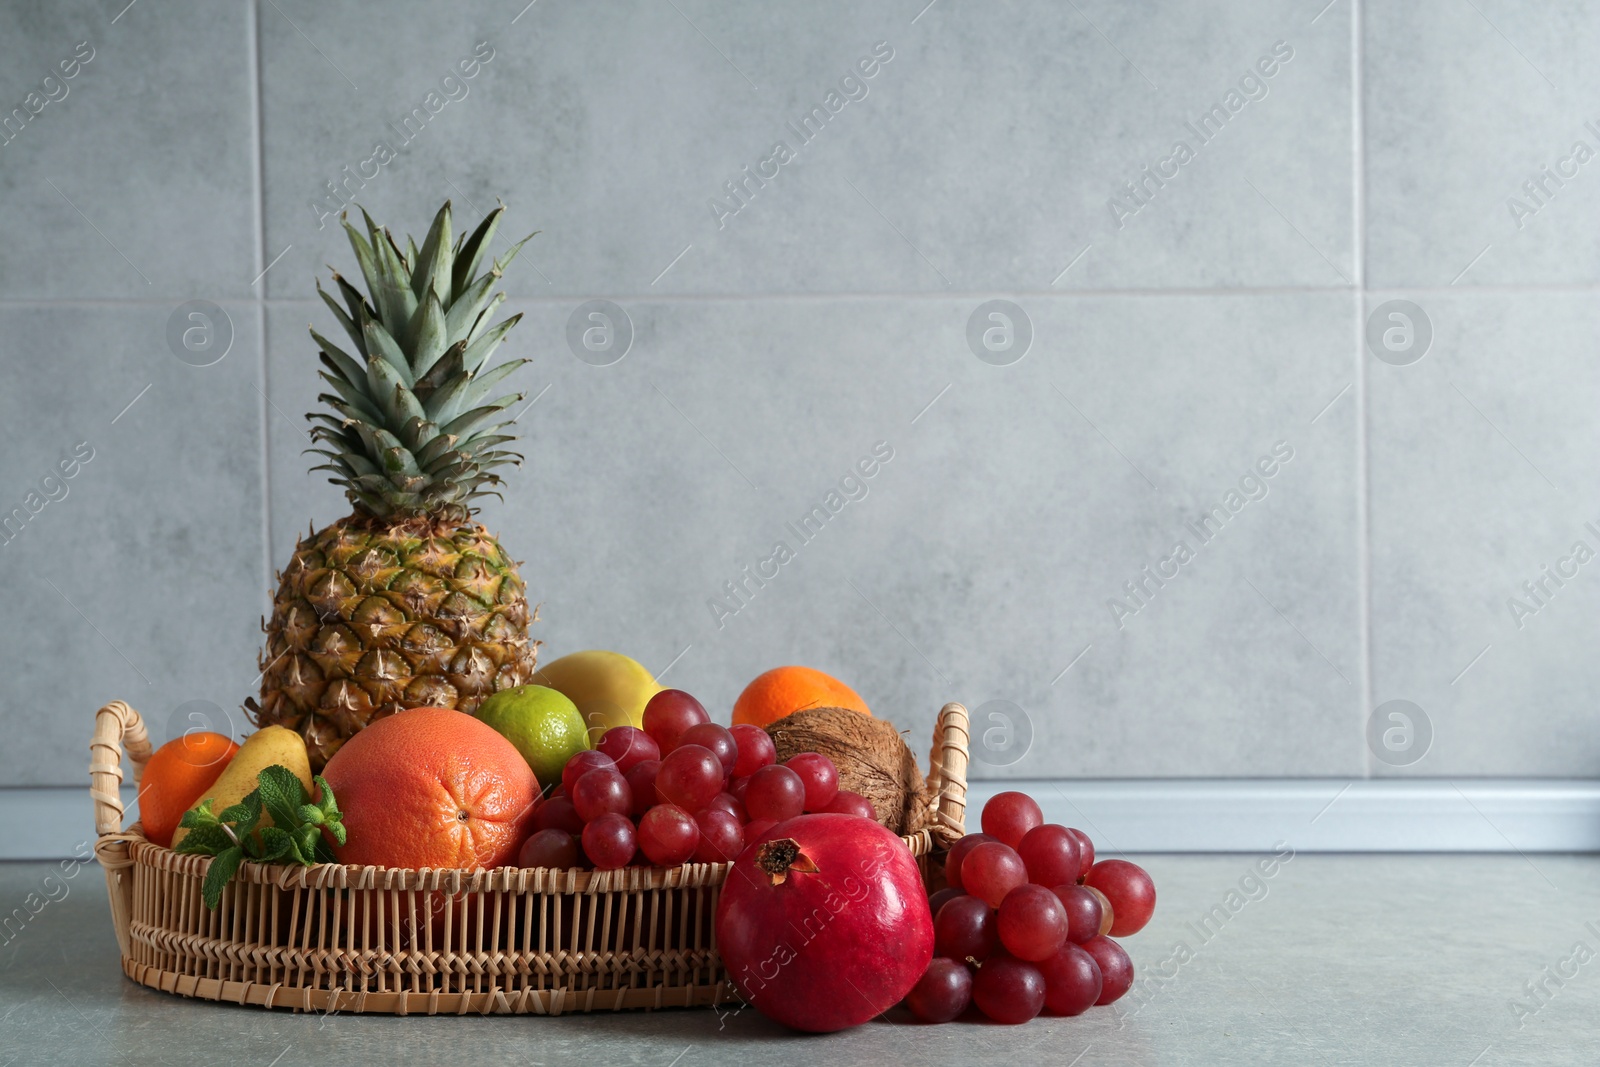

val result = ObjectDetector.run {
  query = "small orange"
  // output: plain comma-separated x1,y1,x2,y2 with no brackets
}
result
731,666,872,728
138,732,240,848
322,707,539,870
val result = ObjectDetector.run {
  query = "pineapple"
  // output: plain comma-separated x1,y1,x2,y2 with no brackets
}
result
246,201,539,768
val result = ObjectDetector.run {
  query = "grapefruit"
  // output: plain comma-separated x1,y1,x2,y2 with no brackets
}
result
321,706,538,869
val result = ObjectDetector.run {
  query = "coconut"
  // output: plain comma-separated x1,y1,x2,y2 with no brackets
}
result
765,707,931,835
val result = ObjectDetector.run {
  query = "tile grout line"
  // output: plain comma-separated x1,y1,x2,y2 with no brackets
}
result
1353,0,1374,779
0,288,1364,305
249,0,273,638
10,281,1600,307
1353,0,1367,292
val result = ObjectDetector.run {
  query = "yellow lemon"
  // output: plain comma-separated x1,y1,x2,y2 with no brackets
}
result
533,650,663,740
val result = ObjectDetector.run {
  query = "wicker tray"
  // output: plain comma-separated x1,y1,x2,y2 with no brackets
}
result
90,700,970,1015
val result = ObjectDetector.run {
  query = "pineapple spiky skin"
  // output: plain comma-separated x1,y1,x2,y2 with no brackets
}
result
246,200,542,769
251,515,538,768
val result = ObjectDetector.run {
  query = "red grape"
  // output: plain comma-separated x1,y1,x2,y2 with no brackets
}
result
532,796,584,835
905,957,973,1023
927,886,962,917
571,768,631,823
820,790,876,821
1065,827,1094,881
784,753,839,811
595,726,660,774
970,951,1046,1024
1017,824,1080,888
1081,936,1133,1004
744,764,805,822
517,827,578,869
580,812,635,870
962,841,1028,907
561,750,617,795
981,791,1043,848
641,690,709,752
943,832,998,892
1083,885,1115,936
933,893,997,961
707,791,746,822
743,818,777,845
637,804,700,866
996,884,1069,961
1038,942,1101,1016
692,808,744,863
655,744,723,812
680,722,738,774
1051,884,1105,944
547,783,568,799
624,759,659,816
1085,859,1156,936
729,724,776,778
728,775,751,803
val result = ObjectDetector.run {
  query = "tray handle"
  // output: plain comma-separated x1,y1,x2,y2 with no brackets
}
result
926,702,970,848
90,701,150,959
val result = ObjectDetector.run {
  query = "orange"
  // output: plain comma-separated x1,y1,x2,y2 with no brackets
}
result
321,707,539,869
138,732,240,848
731,666,872,728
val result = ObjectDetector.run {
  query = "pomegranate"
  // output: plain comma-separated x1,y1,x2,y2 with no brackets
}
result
715,813,933,1033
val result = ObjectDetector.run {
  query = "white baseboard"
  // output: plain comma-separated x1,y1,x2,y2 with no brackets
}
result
965,779,1600,853
4,779,1598,860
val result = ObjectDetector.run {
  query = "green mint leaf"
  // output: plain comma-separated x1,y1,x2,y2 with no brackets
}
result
201,846,244,910
179,769,341,873
217,789,263,830
313,776,341,819
255,765,306,828
312,778,347,846
239,792,264,839
173,824,234,856
256,827,297,864
262,825,307,865
177,799,219,830
294,825,321,865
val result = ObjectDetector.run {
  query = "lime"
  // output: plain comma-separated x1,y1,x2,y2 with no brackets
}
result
475,684,590,789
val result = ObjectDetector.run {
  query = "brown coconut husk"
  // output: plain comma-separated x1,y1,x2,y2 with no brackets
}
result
765,707,933,835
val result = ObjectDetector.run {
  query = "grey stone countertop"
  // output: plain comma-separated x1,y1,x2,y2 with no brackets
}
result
2,853,1595,1066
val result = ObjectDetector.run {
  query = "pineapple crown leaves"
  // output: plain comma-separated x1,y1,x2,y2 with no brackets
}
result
306,200,538,520
175,765,344,910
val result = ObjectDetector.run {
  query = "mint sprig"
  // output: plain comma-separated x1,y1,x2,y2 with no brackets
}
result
173,765,345,909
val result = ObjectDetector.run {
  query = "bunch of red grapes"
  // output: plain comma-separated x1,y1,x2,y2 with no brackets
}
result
904,791,1156,1025
518,689,877,871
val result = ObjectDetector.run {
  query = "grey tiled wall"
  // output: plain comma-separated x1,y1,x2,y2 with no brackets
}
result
3,1,1594,786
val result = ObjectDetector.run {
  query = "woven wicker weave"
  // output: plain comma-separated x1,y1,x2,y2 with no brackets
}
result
91,700,971,1015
